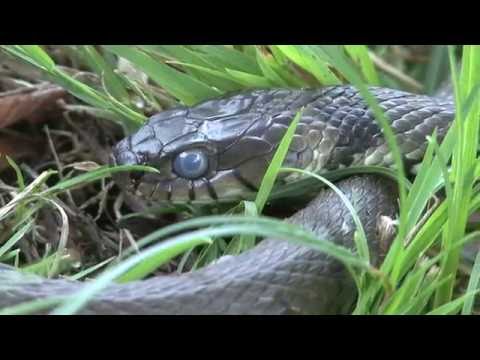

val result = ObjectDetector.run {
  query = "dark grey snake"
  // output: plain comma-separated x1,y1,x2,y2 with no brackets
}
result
0,85,456,314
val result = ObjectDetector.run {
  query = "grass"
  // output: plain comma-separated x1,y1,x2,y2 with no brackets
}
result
0,45,479,315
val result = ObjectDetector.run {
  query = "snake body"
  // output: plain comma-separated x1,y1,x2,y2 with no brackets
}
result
0,86,456,314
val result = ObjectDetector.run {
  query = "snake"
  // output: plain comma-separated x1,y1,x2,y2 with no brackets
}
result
0,85,457,314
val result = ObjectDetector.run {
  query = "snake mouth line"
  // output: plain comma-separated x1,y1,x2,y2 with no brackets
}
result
233,170,259,193
205,179,218,200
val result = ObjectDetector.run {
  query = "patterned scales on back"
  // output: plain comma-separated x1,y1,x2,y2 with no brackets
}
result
238,86,455,176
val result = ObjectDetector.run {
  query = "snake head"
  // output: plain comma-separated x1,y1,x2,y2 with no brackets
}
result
112,90,301,203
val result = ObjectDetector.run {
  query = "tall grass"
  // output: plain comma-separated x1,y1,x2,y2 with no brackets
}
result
0,45,479,315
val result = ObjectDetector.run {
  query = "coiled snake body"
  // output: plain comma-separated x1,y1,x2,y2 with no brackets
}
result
0,86,456,314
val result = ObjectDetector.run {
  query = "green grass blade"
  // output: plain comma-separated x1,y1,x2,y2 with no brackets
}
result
6,156,25,190
0,249,20,262
104,46,221,105
424,45,449,95
461,250,480,314
224,68,274,88
428,290,479,315
189,45,261,74
344,45,380,85
165,61,245,91
51,216,369,314
1,45,145,131
42,164,158,195
68,257,115,281
51,235,213,314
255,48,290,87
382,269,426,314
1,45,55,71
435,45,480,306
225,201,258,255
75,45,130,102
141,45,244,92
280,168,370,263
400,275,452,315
255,110,302,212
274,45,342,85
115,237,211,283
0,221,33,259
0,297,66,315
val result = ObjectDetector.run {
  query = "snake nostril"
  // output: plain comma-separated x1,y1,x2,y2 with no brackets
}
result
110,147,143,189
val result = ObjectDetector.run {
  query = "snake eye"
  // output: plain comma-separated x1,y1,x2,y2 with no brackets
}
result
173,149,209,179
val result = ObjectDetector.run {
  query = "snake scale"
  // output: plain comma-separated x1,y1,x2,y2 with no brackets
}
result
0,85,456,314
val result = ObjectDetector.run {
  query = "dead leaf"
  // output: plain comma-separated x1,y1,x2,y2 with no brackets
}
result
0,132,44,171
66,161,102,172
0,82,67,128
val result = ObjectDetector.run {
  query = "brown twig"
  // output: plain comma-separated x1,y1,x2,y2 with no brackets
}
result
369,51,424,93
